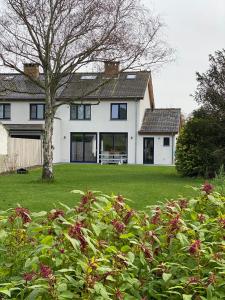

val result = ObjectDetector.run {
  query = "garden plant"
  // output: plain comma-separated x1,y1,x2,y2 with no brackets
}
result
0,183,225,299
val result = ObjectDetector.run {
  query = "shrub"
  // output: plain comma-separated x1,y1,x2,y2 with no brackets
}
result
175,116,225,178
0,186,225,299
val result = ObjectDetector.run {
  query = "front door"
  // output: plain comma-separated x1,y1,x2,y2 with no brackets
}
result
71,133,97,162
143,138,154,164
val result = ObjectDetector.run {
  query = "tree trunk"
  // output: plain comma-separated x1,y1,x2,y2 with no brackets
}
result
42,98,54,181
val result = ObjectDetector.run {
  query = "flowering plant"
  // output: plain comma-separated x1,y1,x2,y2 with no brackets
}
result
0,183,225,299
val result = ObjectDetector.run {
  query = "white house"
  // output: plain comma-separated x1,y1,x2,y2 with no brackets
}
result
0,62,181,165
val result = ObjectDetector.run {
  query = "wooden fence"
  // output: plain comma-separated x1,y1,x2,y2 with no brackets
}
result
0,138,42,173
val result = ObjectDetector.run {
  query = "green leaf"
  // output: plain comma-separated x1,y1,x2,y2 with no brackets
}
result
0,230,7,240
31,211,47,218
119,233,134,239
183,295,193,300
70,190,85,195
162,273,172,282
177,232,189,246
0,288,11,297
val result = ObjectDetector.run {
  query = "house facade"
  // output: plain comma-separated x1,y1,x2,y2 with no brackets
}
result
0,63,181,165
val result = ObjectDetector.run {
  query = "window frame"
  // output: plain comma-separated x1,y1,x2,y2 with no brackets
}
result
70,104,91,120
0,103,11,120
30,104,45,120
163,137,170,147
110,103,127,120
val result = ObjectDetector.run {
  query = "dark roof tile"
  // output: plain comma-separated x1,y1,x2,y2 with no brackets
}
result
139,108,181,134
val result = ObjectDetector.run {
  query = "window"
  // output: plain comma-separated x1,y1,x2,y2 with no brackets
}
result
30,104,45,120
80,75,97,80
126,74,136,79
0,104,11,120
70,104,91,120
111,103,127,120
163,137,170,146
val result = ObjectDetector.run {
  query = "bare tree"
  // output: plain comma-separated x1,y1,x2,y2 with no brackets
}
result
0,0,172,181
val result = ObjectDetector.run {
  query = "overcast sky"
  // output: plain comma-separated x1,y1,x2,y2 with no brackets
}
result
143,0,225,115
0,1,224,115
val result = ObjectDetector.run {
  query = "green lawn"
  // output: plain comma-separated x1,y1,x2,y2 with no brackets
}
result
0,164,204,211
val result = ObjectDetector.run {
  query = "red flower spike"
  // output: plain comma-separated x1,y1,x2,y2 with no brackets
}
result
111,219,125,233
189,240,201,255
48,210,64,221
115,289,124,300
23,272,36,282
15,207,31,224
69,222,87,251
123,209,135,224
202,182,214,194
40,264,53,278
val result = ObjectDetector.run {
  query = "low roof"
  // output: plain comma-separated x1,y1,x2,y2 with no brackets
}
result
4,124,44,131
139,108,181,134
0,71,151,101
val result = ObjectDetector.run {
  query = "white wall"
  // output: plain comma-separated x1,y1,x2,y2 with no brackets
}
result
1,102,45,125
0,124,8,155
56,100,139,164
137,134,176,165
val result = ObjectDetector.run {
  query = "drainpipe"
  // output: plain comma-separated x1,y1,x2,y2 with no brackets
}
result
134,99,138,164
171,133,174,165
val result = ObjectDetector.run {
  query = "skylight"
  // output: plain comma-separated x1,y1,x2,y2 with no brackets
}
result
126,74,136,79
3,75,14,81
80,75,97,80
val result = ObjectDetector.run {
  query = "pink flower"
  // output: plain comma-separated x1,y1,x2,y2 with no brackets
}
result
69,222,87,251
115,289,124,300
23,272,36,282
111,220,125,233
151,207,161,225
40,264,53,278
179,199,188,209
15,207,31,224
202,182,214,194
48,209,64,221
189,240,201,255
123,209,135,224
198,214,205,223
141,245,153,262
168,214,181,233
187,276,200,285
218,218,225,229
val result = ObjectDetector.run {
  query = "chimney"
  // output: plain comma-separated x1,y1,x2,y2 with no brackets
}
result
104,61,120,77
24,63,40,80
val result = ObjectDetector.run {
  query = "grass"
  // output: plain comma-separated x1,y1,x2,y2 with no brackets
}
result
0,164,204,211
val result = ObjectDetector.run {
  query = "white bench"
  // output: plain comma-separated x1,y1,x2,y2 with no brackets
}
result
99,154,127,165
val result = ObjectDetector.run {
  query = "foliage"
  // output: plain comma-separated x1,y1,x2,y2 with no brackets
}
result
0,185,225,298
194,49,225,119
175,114,225,178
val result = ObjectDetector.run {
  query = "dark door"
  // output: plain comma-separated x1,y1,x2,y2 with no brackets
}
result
143,138,154,164
71,133,97,162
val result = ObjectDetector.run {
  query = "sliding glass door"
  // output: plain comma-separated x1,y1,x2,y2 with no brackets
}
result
100,133,128,162
71,133,97,162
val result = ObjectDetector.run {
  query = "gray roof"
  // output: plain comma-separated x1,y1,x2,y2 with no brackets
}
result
139,108,181,134
4,124,44,131
60,72,150,100
0,72,150,101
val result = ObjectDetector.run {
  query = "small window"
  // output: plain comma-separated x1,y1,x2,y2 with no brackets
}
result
30,104,45,120
70,104,91,120
163,137,170,146
111,103,127,120
0,104,10,119
126,74,136,79
80,75,97,80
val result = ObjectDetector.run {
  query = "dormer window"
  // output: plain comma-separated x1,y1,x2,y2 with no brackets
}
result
80,75,97,80
0,104,10,119
126,74,136,79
